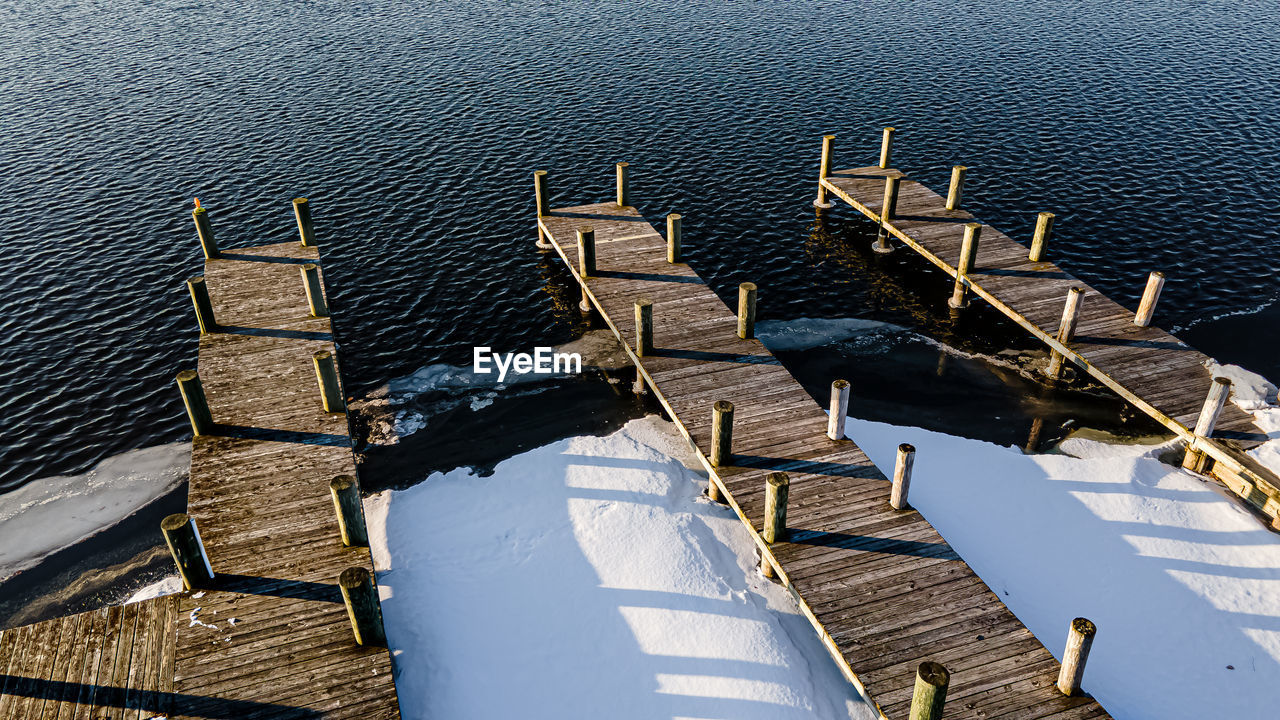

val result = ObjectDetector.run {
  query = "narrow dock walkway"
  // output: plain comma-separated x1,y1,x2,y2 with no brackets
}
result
818,139,1280,528
0,213,401,718
537,186,1111,719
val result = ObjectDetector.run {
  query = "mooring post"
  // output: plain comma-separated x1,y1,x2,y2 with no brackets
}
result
761,471,790,578
339,566,386,646
667,213,682,263
879,127,895,169
890,443,915,510
815,134,835,209
187,276,217,333
300,263,329,317
635,298,654,356
945,165,966,211
330,475,369,547
737,282,757,339
176,370,214,435
292,197,315,247
1134,271,1166,327
577,227,596,313
616,162,630,208
1030,212,1055,262
192,206,219,260
909,662,949,720
1046,287,1084,379
1182,376,1232,472
826,379,850,440
161,513,215,590
873,175,901,253
313,350,345,413
1056,618,1096,696
534,170,552,249
706,399,735,503
948,223,982,309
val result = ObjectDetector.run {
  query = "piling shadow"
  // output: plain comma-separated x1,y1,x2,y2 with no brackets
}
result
549,211,649,222
217,252,314,265
729,454,882,479
785,529,962,561
653,348,780,365
212,574,343,603
596,270,701,284
976,268,1070,280
1073,336,1189,351
218,325,333,341
215,424,350,447
0,675,324,718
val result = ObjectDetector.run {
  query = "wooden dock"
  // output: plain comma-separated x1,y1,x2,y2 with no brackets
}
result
536,176,1112,719
816,132,1280,529
0,206,401,718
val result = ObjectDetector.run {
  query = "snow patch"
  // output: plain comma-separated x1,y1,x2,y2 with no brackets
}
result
1206,360,1276,411
126,575,182,604
842,416,1280,720
0,443,188,582
365,416,875,720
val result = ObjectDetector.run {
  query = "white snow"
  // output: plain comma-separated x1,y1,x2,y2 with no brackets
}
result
365,416,876,720
840,416,1280,720
126,575,182,604
0,442,188,582
1206,360,1277,411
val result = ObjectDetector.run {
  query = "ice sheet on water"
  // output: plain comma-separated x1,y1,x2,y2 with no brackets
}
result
0,443,188,583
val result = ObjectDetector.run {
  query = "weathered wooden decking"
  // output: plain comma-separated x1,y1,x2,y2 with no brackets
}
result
821,164,1280,524
0,238,401,718
539,202,1111,719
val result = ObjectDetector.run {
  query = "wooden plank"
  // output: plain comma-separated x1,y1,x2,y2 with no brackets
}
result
538,198,1112,720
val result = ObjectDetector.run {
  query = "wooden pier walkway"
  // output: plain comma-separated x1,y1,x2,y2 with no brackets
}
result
537,180,1112,719
0,208,401,718
816,134,1280,529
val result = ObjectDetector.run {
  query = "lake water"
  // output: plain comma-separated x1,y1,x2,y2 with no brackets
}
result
3,0,1278,624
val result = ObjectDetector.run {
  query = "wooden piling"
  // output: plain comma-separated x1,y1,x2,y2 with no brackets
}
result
313,350,345,413
1046,287,1084,379
1183,377,1232,472
192,206,219,260
187,276,217,333
666,213,682,263
874,175,901,253
909,662,949,720
737,282,757,339
635,299,654,356
330,475,369,547
890,443,915,510
1134,271,1165,327
339,566,386,646
577,227,596,277
300,263,329,317
1030,212,1055,262
292,197,316,247
879,127,895,169
710,399,734,469
176,369,214,435
947,223,982,309
815,134,835,209
761,471,790,578
827,379,850,440
945,165,966,211
616,162,630,208
1056,618,1096,696
534,170,553,249
161,513,215,590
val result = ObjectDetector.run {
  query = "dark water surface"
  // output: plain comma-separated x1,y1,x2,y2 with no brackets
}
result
3,0,1279,621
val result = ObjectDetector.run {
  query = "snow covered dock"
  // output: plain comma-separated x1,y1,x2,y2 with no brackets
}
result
535,177,1111,719
0,204,401,717
816,130,1280,529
